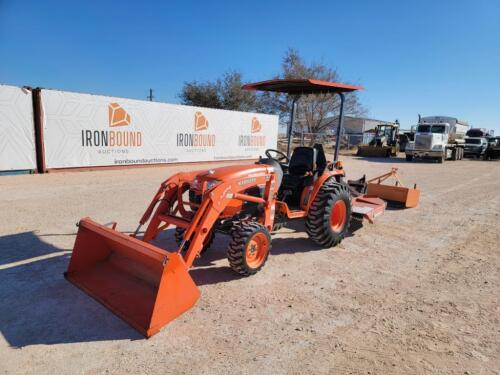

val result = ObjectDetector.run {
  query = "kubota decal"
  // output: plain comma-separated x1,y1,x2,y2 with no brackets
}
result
238,177,256,186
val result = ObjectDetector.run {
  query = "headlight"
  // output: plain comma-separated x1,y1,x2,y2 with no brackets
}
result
205,179,221,190
432,144,443,150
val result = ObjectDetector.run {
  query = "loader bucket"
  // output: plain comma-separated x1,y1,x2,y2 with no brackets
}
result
367,182,420,208
357,145,390,157
65,218,200,337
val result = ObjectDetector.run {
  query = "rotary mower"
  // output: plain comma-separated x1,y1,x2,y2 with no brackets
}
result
65,79,420,337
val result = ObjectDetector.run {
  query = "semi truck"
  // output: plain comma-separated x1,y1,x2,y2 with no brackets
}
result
405,116,469,163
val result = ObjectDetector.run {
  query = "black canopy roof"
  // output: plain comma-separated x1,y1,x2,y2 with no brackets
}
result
242,79,363,95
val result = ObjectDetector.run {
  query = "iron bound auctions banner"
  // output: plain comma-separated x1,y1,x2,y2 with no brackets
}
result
40,89,278,169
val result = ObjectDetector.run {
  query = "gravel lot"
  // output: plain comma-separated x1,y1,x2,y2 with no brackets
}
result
1,155,499,374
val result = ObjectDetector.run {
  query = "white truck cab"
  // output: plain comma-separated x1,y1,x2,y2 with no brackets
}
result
405,116,469,163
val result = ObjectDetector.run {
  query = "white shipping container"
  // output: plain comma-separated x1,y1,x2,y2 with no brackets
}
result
0,85,37,171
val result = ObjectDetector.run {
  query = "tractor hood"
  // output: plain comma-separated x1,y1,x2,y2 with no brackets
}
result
201,164,269,180
191,163,272,193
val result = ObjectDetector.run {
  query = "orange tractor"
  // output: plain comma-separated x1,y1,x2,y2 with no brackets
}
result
65,79,420,337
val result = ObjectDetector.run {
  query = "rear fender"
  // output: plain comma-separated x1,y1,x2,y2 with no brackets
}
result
305,170,345,212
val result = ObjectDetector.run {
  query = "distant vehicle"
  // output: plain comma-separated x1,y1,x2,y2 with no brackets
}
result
399,133,409,152
399,126,416,152
484,137,500,160
463,137,488,159
466,128,494,138
356,123,400,157
405,116,469,163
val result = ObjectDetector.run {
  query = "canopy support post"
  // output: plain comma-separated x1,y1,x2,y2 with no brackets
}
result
286,97,297,159
334,92,345,162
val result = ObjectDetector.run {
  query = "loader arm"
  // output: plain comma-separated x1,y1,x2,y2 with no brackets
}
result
184,173,277,267
141,171,204,242
141,166,278,268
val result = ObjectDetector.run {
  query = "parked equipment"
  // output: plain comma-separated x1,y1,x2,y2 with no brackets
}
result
466,128,494,138
357,122,400,157
405,115,469,162
349,168,419,209
463,128,494,159
398,133,409,152
65,79,420,337
463,137,488,159
398,127,416,152
484,137,500,160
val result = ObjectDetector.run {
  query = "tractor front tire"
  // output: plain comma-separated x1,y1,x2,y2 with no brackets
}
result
228,222,271,276
306,180,351,247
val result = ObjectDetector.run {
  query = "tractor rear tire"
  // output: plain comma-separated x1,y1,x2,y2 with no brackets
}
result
227,222,271,276
306,180,351,247
175,227,214,254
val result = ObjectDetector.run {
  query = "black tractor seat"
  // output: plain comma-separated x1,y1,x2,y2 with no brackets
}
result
288,146,317,176
279,144,327,207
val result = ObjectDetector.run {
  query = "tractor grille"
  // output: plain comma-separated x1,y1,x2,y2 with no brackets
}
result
414,135,432,150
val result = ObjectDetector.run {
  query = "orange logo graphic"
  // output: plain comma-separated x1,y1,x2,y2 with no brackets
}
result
194,111,208,131
251,117,261,133
108,103,131,127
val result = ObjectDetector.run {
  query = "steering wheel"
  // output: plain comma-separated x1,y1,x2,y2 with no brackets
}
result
265,149,290,165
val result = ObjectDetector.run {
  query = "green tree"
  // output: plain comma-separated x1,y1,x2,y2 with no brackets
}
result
179,81,220,109
179,49,365,144
179,71,259,111
263,49,366,143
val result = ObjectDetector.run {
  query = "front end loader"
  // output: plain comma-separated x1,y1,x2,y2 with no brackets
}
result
357,123,400,157
65,79,420,337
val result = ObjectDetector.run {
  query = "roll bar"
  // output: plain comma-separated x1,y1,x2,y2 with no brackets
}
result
242,79,362,162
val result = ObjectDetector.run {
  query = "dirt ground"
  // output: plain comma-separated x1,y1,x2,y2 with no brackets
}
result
1,155,499,374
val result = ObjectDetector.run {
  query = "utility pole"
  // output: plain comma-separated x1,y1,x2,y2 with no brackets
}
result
147,89,154,102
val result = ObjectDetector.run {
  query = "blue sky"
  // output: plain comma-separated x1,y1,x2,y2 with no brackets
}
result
1,0,499,132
